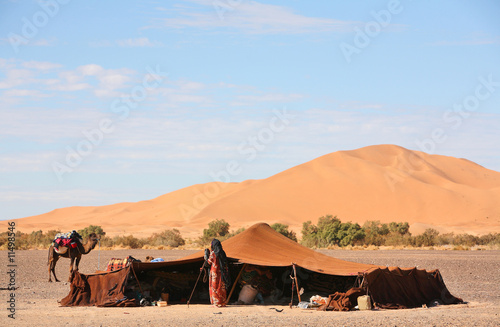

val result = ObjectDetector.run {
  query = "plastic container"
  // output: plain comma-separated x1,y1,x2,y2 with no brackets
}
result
238,285,258,304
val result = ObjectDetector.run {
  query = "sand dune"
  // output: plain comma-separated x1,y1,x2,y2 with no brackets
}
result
7,144,500,238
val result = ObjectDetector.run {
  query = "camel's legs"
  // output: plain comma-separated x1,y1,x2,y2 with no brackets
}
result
75,255,82,272
50,254,60,282
48,248,53,282
69,255,75,281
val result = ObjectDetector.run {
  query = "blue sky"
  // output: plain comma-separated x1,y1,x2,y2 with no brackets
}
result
1,0,499,220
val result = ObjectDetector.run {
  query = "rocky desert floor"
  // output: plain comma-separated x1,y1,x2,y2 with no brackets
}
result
1,249,499,326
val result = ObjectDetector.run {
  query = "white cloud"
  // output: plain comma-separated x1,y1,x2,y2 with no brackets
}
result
31,38,56,46
430,38,500,46
2,89,51,97
116,37,163,47
22,61,62,71
78,64,104,76
0,189,117,203
236,93,304,103
152,0,356,34
0,60,134,97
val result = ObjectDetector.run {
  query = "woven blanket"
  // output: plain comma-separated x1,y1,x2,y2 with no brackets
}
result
106,256,139,271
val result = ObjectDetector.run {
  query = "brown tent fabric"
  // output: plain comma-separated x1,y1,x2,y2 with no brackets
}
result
179,223,377,276
319,287,366,311
60,267,137,307
364,267,463,309
59,222,462,309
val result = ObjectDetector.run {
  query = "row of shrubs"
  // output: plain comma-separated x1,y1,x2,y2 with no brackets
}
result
301,215,500,249
0,225,185,250
1,216,499,250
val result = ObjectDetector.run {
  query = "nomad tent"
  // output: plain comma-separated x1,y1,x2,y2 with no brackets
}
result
60,223,462,310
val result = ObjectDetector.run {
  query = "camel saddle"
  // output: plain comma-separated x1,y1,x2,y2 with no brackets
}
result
53,230,83,252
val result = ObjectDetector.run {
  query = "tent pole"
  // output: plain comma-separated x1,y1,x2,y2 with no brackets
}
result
187,261,207,308
97,239,100,271
225,263,247,305
130,264,144,295
292,263,301,303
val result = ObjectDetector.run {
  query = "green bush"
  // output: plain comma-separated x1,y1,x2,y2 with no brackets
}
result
112,235,144,249
301,215,364,248
388,222,410,235
478,233,500,246
301,220,319,248
414,228,439,247
149,229,185,247
78,225,106,238
199,219,231,245
436,232,454,246
271,223,297,242
362,221,389,246
453,233,479,247
226,227,246,238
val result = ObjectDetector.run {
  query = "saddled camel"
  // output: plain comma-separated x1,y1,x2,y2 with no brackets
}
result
47,233,100,282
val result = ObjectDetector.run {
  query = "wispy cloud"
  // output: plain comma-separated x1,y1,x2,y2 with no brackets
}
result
90,37,164,48
0,59,135,98
233,93,304,105
430,38,500,46
116,37,164,47
429,32,500,46
149,0,356,34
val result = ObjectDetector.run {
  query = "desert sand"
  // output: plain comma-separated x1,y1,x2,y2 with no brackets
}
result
5,144,500,238
1,249,498,326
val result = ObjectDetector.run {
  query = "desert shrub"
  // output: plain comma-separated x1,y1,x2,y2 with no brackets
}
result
46,229,62,241
362,221,390,246
337,222,365,247
388,222,410,235
149,229,185,248
12,231,30,250
436,232,454,246
199,219,231,245
384,233,413,247
316,215,342,247
301,220,319,248
478,233,500,246
414,228,439,247
271,223,297,242
0,232,7,249
226,227,246,238
78,225,106,238
300,215,364,248
453,234,479,247
98,235,114,248
112,235,144,249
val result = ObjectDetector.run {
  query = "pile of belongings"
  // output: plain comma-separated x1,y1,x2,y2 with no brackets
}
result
238,265,274,304
106,256,140,272
297,295,328,309
52,230,83,252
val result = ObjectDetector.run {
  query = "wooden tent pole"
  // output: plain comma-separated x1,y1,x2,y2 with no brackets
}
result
130,264,144,295
225,263,247,305
292,263,301,303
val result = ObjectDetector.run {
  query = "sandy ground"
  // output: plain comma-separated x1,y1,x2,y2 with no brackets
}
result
1,249,499,326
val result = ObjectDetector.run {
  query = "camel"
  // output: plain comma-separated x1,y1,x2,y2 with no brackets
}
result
47,233,100,282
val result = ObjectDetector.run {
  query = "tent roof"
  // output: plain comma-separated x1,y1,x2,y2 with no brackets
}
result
179,222,377,276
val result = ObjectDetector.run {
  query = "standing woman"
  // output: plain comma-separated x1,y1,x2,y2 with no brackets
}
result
206,239,231,307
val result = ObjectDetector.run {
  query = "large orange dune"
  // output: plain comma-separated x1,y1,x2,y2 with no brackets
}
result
6,144,500,238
